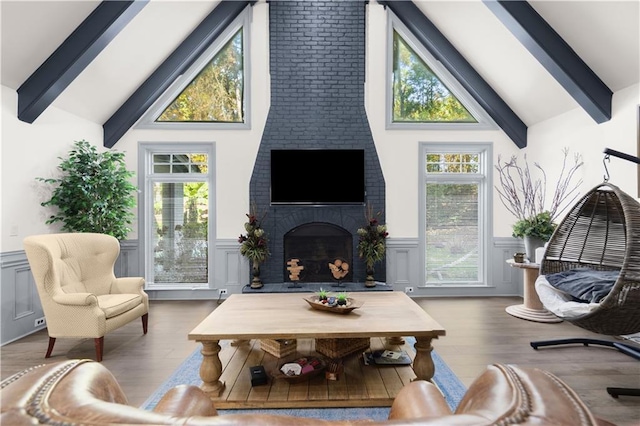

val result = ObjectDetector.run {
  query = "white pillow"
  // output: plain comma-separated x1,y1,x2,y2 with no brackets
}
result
535,276,601,319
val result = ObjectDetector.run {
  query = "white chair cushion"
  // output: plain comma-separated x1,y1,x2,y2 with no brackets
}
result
535,276,601,320
97,294,143,319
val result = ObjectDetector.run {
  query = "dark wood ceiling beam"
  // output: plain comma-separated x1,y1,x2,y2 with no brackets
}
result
17,1,148,124
483,0,612,123
378,0,527,148
103,1,255,148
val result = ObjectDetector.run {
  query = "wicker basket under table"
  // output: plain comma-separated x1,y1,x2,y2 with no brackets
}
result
260,339,297,358
314,337,370,359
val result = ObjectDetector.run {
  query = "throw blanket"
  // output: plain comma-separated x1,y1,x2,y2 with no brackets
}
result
545,268,619,303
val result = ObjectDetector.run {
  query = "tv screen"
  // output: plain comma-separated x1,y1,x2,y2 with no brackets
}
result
271,149,365,205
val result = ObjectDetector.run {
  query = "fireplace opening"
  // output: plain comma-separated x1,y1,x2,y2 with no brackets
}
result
283,223,353,283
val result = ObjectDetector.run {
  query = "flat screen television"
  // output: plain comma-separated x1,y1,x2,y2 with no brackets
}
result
271,149,365,205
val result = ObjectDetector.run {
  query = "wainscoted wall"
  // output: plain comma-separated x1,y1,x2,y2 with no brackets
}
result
1,237,524,345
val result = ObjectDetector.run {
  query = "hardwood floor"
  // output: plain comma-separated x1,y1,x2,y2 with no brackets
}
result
2,297,639,424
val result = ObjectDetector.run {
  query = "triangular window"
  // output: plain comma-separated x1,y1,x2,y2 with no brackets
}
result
157,28,244,123
393,30,475,123
388,14,495,129
137,8,250,129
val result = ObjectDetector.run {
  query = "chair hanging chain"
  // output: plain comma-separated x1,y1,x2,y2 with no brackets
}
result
603,153,611,182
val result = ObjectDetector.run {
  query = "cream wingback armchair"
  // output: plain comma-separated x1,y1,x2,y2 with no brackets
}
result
23,233,149,361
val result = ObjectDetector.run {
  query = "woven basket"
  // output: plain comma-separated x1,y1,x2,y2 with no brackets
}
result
260,339,297,358
315,337,370,359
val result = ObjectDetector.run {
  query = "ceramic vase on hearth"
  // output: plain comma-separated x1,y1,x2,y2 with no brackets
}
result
251,259,263,289
365,263,376,288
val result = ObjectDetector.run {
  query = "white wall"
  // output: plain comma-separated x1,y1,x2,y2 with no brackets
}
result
501,83,640,238
1,85,103,252
1,1,638,253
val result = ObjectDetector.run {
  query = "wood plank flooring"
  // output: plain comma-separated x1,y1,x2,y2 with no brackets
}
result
1,297,639,424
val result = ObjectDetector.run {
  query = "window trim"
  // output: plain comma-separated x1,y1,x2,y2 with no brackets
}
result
136,8,251,130
386,12,497,131
419,142,493,288
138,142,216,290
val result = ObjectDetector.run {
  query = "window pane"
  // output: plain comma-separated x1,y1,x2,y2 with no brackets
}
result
154,165,170,173
426,153,479,174
425,183,479,283
393,31,476,123
173,154,189,164
152,153,208,175
156,28,244,123
152,182,209,284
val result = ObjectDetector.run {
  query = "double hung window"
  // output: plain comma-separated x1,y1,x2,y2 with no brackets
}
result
141,144,214,288
421,143,491,287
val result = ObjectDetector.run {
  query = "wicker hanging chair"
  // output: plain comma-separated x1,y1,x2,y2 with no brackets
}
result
540,182,640,334
531,182,640,398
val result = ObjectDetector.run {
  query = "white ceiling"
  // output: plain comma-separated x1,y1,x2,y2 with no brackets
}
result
1,0,638,127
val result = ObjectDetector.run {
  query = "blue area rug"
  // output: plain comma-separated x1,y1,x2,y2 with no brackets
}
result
140,337,466,421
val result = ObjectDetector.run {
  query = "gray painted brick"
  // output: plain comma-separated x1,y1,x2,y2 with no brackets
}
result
249,0,385,284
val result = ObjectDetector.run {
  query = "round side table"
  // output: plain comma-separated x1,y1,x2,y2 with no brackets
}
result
506,259,562,323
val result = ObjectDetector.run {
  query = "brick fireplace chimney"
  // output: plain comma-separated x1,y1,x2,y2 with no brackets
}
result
249,0,385,284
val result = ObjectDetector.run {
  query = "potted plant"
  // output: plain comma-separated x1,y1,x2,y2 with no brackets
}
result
317,288,329,303
37,140,136,240
336,292,348,306
238,206,270,289
357,205,389,287
495,148,583,261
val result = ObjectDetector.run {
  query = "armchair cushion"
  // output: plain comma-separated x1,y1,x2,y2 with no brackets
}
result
98,294,144,318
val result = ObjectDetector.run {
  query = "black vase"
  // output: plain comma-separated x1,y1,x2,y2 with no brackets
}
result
251,260,263,289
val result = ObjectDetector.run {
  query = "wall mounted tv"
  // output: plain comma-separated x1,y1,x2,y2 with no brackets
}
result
271,149,365,205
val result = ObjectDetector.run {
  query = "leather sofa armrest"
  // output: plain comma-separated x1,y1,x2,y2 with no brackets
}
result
388,380,452,420
153,385,218,417
112,277,145,294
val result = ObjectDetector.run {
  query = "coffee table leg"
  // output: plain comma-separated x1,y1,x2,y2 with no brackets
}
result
412,336,435,381
199,340,225,397
386,336,405,345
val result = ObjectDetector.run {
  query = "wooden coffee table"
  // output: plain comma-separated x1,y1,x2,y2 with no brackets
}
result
188,292,446,397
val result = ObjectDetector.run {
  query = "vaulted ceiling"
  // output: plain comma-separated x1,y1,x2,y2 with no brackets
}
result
1,0,638,146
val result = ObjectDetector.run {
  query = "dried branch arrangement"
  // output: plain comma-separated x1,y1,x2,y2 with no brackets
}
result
495,148,583,239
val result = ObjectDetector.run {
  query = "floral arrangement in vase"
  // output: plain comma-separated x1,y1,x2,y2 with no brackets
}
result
357,205,389,287
238,206,270,288
495,148,583,260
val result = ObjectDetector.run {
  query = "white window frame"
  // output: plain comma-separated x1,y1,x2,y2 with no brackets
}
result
138,142,216,290
136,8,252,130
419,142,493,288
386,11,497,131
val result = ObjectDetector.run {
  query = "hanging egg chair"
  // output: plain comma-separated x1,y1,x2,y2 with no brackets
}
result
531,150,640,398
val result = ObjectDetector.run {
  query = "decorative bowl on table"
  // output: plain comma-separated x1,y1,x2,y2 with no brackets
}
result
303,295,363,314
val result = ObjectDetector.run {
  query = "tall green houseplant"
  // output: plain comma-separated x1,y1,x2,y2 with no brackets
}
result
38,140,137,240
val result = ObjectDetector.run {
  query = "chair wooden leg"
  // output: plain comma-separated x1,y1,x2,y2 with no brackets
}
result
94,337,104,362
142,313,148,334
45,337,56,358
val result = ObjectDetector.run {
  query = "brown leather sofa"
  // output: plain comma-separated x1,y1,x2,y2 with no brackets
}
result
1,359,613,425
